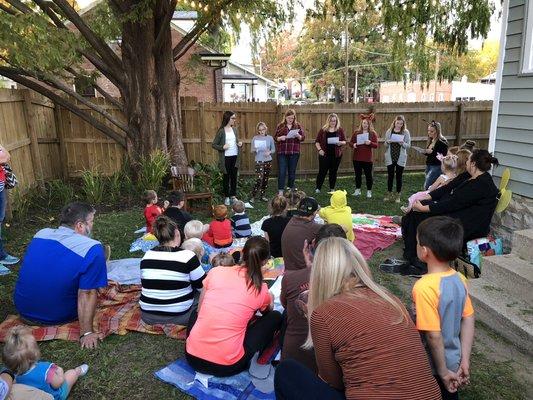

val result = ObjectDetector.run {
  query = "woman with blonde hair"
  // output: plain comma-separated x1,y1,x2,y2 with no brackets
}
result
384,115,411,203
275,109,306,195
423,120,448,190
274,237,440,400
314,113,347,193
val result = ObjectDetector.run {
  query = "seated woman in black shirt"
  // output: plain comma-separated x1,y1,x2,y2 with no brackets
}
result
399,149,499,275
261,196,290,258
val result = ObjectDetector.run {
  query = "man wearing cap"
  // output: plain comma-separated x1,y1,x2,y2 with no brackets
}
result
281,197,321,271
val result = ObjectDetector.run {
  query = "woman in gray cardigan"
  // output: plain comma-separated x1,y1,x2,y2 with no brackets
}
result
384,115,411,203
212,111,243,205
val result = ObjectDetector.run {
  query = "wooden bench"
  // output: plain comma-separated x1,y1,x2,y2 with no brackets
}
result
171,168,212,213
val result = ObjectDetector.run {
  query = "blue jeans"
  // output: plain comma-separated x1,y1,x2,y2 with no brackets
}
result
277,153,300,190
275,359,346,400
0,190,6,260
424,164,442,190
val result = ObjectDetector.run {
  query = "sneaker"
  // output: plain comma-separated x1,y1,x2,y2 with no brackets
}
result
383,192,392,201
0,254,19,265
249,197,255,204
76,364,89,377
352,189,361,196
379,263,402,274
395,193,402,203
315,188,320,194
244,202,254,209
224,197,230,206
230,196,238,204
366,190,372,198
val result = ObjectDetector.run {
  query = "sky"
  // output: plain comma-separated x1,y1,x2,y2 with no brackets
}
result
76,0,503,66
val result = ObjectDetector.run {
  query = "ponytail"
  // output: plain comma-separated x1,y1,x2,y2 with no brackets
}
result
471,149,499,172
242,236,270,293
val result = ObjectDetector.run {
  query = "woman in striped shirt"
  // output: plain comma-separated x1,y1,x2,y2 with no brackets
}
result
140,215,206,326
274,237,440,400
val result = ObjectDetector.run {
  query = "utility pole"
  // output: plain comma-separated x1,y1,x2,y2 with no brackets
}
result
433,50,440,106
353,69,359,103
344,21,349,103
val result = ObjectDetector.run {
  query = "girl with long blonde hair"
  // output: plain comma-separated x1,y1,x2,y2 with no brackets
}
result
423,120,449,190
274,237,441,400
314,113,347,193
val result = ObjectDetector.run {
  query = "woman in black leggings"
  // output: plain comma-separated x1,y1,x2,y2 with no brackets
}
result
384,115,411,203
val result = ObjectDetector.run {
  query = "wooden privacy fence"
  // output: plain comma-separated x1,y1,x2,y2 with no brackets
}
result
0,88,492,195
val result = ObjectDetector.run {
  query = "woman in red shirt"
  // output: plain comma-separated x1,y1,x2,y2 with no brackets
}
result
185,236,282,376
349,114,378,198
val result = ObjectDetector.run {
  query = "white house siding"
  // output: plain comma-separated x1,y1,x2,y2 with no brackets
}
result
493,0,533,198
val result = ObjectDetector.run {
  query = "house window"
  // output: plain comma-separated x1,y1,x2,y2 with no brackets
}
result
522,0,533,73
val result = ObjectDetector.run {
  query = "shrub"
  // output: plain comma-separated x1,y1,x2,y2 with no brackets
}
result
81,168,106,205
136,150,170,193
43,179,76,209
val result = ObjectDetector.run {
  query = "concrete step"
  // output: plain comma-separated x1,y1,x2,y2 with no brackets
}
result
481,255,533,302
512,229,533,261
469,278,533,355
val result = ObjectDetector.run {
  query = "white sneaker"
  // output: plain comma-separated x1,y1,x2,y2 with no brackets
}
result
366,190,372,198
315,188,320,194
77,364,89,377
278,190,283,196
244,202,254,209
224,197,230,206
352,189,361,196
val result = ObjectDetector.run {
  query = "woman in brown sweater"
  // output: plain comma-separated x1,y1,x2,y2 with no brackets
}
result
274,237,440,400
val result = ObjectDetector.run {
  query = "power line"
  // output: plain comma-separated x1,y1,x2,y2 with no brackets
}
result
298,60,401,80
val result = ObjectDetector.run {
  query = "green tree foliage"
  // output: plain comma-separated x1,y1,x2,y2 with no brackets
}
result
440,39,499,82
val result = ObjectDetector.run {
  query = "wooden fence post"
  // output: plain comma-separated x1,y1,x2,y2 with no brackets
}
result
198,102,206,164
53,103,69,179
21,89,44,188
455,101,465,146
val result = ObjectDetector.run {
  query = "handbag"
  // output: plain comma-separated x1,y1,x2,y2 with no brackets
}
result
2,163,18,189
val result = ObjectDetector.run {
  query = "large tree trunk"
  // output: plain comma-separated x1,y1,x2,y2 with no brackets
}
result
121,0,187,168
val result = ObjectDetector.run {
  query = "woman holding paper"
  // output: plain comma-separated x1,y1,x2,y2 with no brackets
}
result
423,120,448,190
350,114,378,198
275,109,305,195
212,111,243,206
249,122,276,202
314,113,347,193
384,115,411,203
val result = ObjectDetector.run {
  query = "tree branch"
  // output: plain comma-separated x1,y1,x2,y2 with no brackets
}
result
0,67,127,147
0,3,18,15
5,0,31,14
32,0,67,29
154,0,177,55
51,0,124,78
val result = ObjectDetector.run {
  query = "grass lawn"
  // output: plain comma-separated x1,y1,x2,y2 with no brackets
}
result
0,172,530,399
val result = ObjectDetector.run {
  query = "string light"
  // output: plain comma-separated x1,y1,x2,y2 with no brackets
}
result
190,1,195,8
198,2,202,9
204,5,208,11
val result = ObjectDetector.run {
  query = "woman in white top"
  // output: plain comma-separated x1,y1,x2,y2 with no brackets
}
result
212,111,243,205
383,115,411,203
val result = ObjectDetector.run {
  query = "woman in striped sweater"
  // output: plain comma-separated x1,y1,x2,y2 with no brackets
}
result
274,237,440,400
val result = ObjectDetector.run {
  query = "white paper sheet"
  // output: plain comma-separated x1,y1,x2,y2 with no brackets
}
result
286,129,300,139
327,136,340,145
390,133,404,143
411,146,426,154
356,133,369,145
254,140,267,150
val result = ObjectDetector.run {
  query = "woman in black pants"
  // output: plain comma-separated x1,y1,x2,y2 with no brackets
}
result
212,111,243,206
349,114,378,198
384,115,411,203
314,113,346,193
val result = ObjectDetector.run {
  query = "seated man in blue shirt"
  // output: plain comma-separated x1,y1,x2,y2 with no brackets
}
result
14,202,107,349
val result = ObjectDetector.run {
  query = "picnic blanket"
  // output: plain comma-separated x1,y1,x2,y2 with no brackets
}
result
352,214,402,259
0,265,10,276
0,281,186,342
155,358,275,400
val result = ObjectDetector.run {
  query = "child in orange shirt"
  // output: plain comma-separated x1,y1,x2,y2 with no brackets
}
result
413,216,475,400
143,190,163,234
202,205,233,248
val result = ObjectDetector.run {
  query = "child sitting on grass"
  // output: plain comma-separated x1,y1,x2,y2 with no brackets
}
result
182,238,210,272
261,195,290,258
184,220,209,240
210,252,235,269
231,200,252,239
401,154,457,214
2,326,89,400
318,190,354,242
202,205,233,248
413,216,475,400
143,190,168,234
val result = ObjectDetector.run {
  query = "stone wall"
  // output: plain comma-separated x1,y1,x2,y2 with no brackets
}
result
491,193,533,252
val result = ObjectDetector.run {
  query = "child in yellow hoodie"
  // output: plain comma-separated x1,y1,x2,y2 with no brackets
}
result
319,190,355,242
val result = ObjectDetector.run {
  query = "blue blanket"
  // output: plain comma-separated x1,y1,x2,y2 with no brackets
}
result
0,265,10,276
154,358,275,400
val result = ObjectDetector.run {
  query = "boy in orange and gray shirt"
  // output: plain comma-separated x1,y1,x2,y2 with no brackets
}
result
412,216,475,400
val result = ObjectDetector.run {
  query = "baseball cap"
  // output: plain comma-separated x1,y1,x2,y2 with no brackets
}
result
295,197,319,216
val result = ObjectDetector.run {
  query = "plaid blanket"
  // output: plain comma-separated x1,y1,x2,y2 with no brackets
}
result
0,281,186,342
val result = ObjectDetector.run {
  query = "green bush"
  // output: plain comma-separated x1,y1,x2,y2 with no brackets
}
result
81,168,106,205
136,150,171,193
43,179,76,209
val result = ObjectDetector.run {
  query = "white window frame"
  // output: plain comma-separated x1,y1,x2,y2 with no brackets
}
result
521,0,533,74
